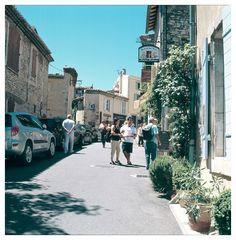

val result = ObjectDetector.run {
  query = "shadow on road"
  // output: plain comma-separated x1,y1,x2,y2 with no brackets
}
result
5,181,101,235
5,145,86,182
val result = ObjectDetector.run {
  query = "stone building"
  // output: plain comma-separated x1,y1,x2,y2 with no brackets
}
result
5,5,53,116
75,87,128,127
140,5,190,128
47,67,77,118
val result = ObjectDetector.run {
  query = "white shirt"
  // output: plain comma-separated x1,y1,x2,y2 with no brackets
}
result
62,118,75,134
120,124,137,143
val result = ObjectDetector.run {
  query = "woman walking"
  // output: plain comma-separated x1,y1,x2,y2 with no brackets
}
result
99,120,107,148
110,118,122,165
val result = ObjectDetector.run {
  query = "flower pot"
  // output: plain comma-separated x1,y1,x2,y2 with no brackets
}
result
188,205,211,233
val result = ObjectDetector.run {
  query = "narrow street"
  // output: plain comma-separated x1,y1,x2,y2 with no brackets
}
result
6,142,182,235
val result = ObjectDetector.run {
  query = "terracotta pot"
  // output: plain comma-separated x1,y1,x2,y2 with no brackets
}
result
188,205,211,233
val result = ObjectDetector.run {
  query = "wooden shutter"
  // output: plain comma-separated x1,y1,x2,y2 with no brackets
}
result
31,48,37,77
7,24,20,72
202,38,209,160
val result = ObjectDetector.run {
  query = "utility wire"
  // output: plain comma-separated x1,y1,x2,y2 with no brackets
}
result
49,63,64,73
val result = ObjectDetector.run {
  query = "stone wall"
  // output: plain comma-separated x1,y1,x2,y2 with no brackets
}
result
5,14,50,117
166,5,190,52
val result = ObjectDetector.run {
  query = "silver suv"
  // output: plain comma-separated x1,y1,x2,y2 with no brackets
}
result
5,112,56,165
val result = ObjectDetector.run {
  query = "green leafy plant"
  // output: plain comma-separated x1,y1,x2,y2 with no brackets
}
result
212,189,231,235
182,166,224,223
148,44,196,158
149,156,173,194
172,158,191,190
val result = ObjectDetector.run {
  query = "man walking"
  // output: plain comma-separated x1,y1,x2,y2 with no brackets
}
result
62,114,75,154
120,116,136,165
143,117,161,170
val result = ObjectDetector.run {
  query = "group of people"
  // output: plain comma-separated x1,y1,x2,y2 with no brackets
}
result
99,116,161,169
61,114,162,170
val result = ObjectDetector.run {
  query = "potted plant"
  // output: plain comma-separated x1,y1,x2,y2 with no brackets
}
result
185,186,212,233
184,173,224,233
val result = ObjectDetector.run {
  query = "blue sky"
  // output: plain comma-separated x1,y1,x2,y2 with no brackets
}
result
16,5,147,90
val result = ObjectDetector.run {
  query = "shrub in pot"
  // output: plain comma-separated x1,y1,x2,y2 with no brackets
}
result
185,186,212,233
212,189,231,235
184,172,224,233
149,156,173,194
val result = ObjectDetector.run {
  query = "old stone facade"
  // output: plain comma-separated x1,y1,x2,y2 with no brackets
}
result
163,6,190,58
75,88,128,127
5,5,53,116
142,5,190,128
47,67,77,118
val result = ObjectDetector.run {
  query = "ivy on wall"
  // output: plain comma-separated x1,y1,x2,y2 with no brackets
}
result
147,44,196,158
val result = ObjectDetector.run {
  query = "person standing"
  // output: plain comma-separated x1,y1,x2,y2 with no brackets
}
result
110,118,122,165
143,117,161,170
120,116,137,165
62,114,75,154
99,120,107,148
137,123,144,147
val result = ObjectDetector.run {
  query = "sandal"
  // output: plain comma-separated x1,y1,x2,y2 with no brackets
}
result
127,162,132,165
115,160,122,165
110,161,115,165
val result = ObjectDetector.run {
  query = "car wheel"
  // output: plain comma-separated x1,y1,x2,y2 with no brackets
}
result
78,137,83,148
21,142,33,165
47,139,55,158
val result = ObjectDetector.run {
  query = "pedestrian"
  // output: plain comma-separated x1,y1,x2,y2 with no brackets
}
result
62,114,75,154
110,118,122,165
137,123,144,147
143,117,161,170
120,116,137,165
99,120,107,148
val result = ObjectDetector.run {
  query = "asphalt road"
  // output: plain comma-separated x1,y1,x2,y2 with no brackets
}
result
5,141,182,235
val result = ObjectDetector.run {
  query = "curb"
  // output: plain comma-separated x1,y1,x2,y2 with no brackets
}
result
169,204,202,235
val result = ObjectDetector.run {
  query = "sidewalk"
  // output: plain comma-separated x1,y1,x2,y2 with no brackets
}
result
132,142,215,235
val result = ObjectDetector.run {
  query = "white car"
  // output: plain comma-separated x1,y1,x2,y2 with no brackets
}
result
5,112,56,165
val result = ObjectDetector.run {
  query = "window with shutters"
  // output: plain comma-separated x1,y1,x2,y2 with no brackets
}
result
121,101,126,114
31,48,37,78
7,23,20,72
104,99,110,112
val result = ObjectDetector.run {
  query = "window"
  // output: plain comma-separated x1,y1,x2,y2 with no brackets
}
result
137,82,141,90
31,48,37,78
133,94,138,101
7,23,20,72
5,114,12,127
121,102,126,114
105,99,110,112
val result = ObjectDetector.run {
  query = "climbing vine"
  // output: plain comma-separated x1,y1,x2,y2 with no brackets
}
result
151,44,196,158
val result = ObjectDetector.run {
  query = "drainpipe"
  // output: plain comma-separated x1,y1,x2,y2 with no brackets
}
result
189,5,196,165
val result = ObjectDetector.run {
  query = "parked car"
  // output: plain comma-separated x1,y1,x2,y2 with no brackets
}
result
79,124,98,142
5,112,56,165
73,125,83,148
91,127,101,142
74,124,93,145
39,117,64,150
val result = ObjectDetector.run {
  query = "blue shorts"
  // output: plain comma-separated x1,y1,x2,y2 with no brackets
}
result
122,142,133,153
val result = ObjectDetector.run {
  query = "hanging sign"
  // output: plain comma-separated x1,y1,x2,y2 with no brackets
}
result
138,45,160,62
